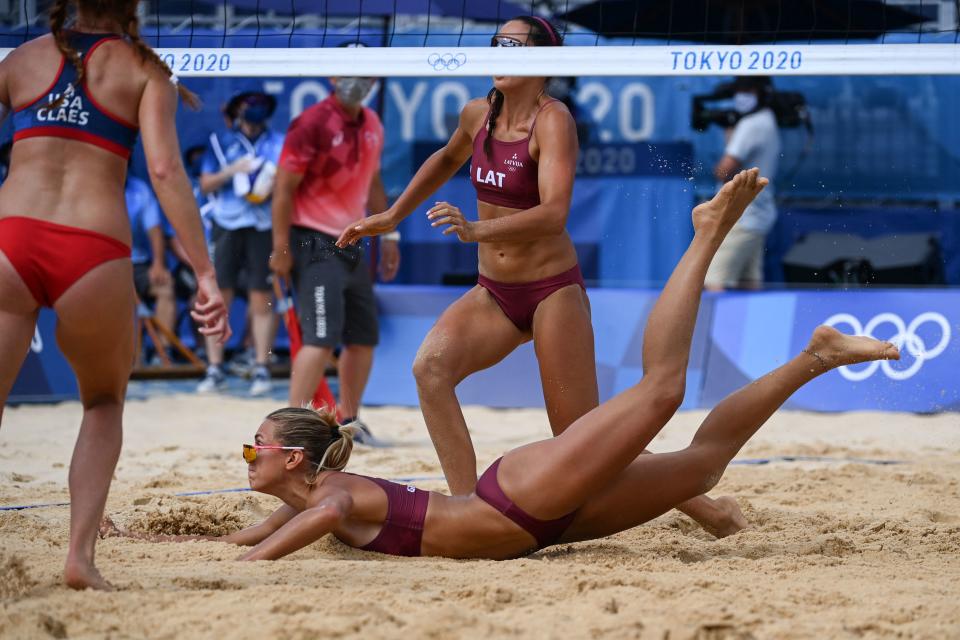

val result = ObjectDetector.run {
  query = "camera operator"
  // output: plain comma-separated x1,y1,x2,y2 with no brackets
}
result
705,76,781,291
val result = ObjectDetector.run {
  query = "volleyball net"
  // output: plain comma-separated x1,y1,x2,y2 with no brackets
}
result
0,1,958,76
0,1,957,287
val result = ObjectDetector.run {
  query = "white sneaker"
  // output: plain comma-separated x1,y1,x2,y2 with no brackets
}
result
196,367,227,393
249,367,272,397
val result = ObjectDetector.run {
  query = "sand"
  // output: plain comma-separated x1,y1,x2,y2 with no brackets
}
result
1,395,959,639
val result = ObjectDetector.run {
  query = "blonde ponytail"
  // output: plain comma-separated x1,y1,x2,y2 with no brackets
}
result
266,406,358,484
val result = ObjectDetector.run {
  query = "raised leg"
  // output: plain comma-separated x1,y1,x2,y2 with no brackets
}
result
413,286,526,495
560,326,898,543
531,283,739,535
497,169,769,519
53,259,136,591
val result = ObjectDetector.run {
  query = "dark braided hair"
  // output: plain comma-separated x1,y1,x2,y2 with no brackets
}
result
484,16,563,159
46,0,199,111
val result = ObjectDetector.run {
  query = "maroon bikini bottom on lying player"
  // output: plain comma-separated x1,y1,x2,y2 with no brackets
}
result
475,457,577,550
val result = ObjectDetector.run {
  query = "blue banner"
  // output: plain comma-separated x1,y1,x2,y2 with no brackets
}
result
11,288,959,413
702,290,960,412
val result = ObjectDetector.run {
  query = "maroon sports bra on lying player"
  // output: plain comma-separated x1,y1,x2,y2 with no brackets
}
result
469,99,558,211
343,475,429,557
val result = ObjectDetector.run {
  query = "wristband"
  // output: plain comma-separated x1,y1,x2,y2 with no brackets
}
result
382,231,401,242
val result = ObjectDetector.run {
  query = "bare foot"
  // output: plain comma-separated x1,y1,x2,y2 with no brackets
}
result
64,560,114,591
706,496,749,539
804,325,900,371
692,167,769,240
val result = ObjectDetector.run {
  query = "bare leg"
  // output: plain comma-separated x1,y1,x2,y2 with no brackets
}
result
414,287,526,495
249,290,274,366
0,250,40,424
531,283,740,535
531,284,599,432
561,326,898,543
203,288,234,367
498,169,769,519
152,281,177,348
289,345,334,408
337,344,373,420
54,259,135,591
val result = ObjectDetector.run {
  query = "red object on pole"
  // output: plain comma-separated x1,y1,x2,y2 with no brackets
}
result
272,277,337,413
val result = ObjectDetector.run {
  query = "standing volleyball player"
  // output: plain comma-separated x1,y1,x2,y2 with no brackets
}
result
338,16,741,536
0,0,228,589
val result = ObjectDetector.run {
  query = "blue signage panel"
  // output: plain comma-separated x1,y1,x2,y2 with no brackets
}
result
701,290,960,413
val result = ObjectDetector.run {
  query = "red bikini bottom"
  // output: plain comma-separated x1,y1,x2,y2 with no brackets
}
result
0,216,131,307
477,264,586,332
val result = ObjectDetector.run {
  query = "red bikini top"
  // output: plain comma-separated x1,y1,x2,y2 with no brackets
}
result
469,99,558,211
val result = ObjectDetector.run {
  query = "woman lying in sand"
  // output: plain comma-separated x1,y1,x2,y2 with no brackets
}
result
102,170,899,560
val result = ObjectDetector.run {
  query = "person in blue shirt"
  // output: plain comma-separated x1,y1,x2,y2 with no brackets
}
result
197,90,284,396
127,173,176,352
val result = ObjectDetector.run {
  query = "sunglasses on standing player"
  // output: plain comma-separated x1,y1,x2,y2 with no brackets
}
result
490,35,526,47
242,444,305,463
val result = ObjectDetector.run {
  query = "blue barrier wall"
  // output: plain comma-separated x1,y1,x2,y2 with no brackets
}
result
10,288,958,414
701,290,960,413
368,286,711,410
365,286,960,413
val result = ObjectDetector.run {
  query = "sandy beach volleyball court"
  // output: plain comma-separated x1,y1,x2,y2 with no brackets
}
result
1,395,959,639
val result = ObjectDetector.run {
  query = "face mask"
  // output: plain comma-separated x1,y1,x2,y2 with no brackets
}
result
241,103,270,125
733,92,759,114
335,77,376,106
546,77,572,100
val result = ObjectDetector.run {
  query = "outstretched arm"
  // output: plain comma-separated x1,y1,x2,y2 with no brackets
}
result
427,103,578,244
239,492,353,561
101,505,298,546
337,98,484,247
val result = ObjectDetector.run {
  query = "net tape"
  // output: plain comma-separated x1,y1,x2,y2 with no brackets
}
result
0,1,957,76
0,43,958,76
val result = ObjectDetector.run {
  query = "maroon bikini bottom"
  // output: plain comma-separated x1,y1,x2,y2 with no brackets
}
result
475,458,577,550
477,264,585,332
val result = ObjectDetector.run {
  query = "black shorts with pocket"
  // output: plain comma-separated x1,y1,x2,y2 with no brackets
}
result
212,225,272,292
291,225,379,348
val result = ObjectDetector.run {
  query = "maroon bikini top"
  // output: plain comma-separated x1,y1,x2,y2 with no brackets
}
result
354,475,429,557
469,99,558,211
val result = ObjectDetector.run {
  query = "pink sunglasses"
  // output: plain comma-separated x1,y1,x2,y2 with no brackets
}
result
242,443,304,463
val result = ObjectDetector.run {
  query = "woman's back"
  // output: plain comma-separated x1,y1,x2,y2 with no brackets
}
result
0,32,148,242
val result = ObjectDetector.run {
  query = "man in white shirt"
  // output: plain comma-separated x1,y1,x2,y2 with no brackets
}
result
705,76,781,290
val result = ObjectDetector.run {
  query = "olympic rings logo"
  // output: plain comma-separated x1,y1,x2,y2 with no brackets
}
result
824,312,951,381
427,53,467,71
